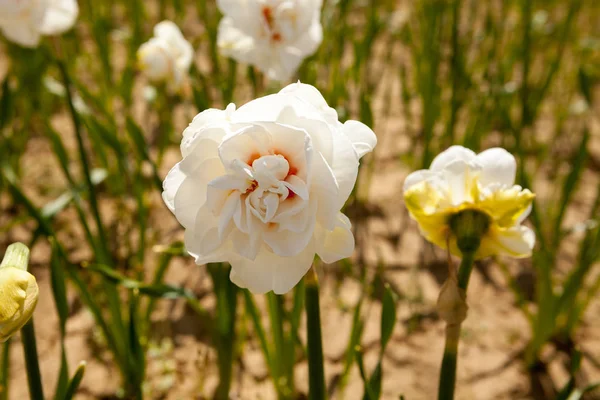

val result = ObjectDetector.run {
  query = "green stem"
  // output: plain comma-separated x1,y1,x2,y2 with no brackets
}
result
456,252,476,292
437,251,476,400
0,339,10,400
305,268,326,400
21,319,44,400
208,264,238,400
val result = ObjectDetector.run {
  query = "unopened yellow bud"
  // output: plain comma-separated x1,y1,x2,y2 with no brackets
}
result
0,243,39,342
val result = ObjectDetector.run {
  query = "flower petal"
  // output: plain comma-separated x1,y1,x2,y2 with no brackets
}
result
173,158,225,228
476,147,517,187
315,213,355,263
430,145,476,171
478,186,535,227
482,225,536,258
342,120,377,159
1,23,41,48
229,240,315,294
39,0,78,35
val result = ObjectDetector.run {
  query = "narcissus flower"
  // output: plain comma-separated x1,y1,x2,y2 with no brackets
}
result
0,0,78,48
217,0,323,82
0,243,38,342
404,146,535,259
137,21,194,92
163,82,377,294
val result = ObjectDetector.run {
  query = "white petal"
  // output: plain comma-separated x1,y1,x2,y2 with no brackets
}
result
154,20,193,71
217,17,257,64
266,122,312,180
342,120,377,158
288,19,322,58
182,125,228,158
188,206,223,255
489,226,536,258
184,212,231,265
403,170,437,192
138,40,172,80
229,240,315,294
315,213,355,263
216,0,261,34
173,158,225,228
39,0,78,35
232,229,262,261
162,163,186,212
311,152,339,229
329,130,359,209
277,106,333,165
218,193,240,240
209,174,250,192
430,146,476,171
441,159,480,206
219,124,273,169
1,22,41,48
264,201,317,257
476,147,517,187
278,82,331,115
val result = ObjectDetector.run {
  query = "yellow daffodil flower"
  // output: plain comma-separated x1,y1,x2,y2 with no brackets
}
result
404,146,535,259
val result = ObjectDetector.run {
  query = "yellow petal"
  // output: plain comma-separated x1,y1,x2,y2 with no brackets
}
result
478,186,535,227
404,181,444,217
404,181,453,251
0,267,39,342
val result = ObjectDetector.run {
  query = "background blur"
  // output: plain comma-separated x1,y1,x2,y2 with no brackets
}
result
1,0,599,399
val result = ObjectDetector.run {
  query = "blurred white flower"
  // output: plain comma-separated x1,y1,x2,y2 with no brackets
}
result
163,82,377,294
217,0,323,82
404,146,536,259
137,21,194,92
0,0,78,48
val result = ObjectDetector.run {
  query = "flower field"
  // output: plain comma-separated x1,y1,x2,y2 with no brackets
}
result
0,1,599,399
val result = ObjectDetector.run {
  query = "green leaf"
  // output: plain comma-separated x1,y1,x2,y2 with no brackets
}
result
63,362,86,400
50,242,70,400
356,348,378,400
243,291,276,386
381,284,397,353
340,297,365,391
0,75,12,131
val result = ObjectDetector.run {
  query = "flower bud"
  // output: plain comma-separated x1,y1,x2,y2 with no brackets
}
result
436,276,468,326
0,243,39,342
448,209,490,254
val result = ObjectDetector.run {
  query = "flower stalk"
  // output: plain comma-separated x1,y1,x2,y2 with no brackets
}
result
305,267,326,400
21,319,44,400
438,210,486,400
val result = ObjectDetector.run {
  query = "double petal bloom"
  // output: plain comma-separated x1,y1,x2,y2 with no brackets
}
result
0,0,78,48
404,146,536,259
217,0,323,82
163,82,377,294
137,21,194,92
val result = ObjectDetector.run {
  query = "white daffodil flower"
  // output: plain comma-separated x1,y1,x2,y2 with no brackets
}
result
404,146,536,259
162,82,377,294
217,0,323,82
137,21,194,92
0,0,78,48
0,243,39,342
